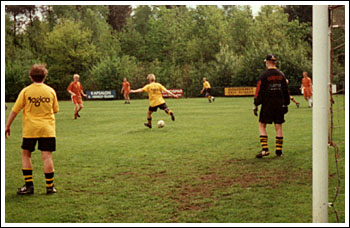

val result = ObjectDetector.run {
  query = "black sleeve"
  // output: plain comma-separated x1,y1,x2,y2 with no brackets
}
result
254,74,264,106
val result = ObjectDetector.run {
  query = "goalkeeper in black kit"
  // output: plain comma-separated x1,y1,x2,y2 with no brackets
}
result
253,54,290,158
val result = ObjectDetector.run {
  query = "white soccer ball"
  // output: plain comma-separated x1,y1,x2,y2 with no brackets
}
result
157,120,165,128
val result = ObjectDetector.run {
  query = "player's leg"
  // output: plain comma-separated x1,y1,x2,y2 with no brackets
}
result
256,122,269,158
39,138,56,194
74,103,79,119
144,109,153,128
274,124,284,157
126,93,130,104
77,103,83,116
290,96,300,108
162,104,175,121
206,91,212,103
18,139,35,194
123,92,128,104
41,151,56,194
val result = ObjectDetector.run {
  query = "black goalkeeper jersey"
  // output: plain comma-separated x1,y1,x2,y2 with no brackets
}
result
254,68,290,107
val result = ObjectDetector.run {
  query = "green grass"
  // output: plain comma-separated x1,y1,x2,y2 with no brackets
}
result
4,95,346,223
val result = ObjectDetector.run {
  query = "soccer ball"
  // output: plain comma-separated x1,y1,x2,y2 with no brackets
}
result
157,120,165,128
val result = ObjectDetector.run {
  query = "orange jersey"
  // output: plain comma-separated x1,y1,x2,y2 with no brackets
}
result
302,77,312,88
122,81,130,92
302,77,312,98
67,81,83,97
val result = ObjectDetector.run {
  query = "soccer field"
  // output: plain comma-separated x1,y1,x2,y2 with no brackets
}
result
4,96,345,223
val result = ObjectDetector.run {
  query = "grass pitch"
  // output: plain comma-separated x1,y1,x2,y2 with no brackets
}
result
4,96,345,223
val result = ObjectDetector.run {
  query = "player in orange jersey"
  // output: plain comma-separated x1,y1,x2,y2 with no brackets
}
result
300,71,313,108
67,74,87,119
121,77,131,104
5,64,59,195
130,74,178,128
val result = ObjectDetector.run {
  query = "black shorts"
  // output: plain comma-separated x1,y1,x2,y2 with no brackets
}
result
149,103,168,112
205,88,212,96
21,138,56,152
259,105,285,124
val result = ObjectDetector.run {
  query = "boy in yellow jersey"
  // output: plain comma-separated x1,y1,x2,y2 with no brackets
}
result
200,77,215,103
130,74,178,128
5,64,59,195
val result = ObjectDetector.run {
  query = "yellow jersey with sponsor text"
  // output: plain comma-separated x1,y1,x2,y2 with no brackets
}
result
142,82,167,107
12,83,59,138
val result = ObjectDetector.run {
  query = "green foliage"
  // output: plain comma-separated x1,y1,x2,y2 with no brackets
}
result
43,19,98,99
5,5,344,101
88,55,138,99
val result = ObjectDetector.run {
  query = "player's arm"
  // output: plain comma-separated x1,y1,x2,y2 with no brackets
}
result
130,88,144,93
164,89,178,99
67,89,76,96
120,86,124,94
5,111,18,139
81,89,87,97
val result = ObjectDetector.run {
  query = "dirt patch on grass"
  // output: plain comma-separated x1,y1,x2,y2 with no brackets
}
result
169,159,312,212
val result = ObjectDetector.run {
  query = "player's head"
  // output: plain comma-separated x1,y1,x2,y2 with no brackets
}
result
123,77,127,82
303,72,308,77
147,74,156,82
73,74,80,81
264,54,277,67
202,77,207,82
29,64,48,83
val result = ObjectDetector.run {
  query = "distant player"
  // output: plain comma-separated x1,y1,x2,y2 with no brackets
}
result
286,79,300,108
67,74,87,119
5,64,59,195
121,77,131,104
200,77,215,103
300,71,313,108
253,54,290,158
130,73,178,128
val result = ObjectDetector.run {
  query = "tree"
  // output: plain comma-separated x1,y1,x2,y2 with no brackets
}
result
44,19,98,98
107,5,132,31
283,5,312,24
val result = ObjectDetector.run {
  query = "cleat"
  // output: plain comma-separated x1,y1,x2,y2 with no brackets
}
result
17,185,34,195
144,123,152,128
256,150,270,158
46,185,57,195
74,113,78,119
296,103,300,108
276,151,283,157
77,113,80,118
170,112,175,121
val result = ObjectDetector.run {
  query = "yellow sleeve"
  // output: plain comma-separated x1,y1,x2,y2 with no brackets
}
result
12,89,26,113
159,84,167,91
142,84,150,93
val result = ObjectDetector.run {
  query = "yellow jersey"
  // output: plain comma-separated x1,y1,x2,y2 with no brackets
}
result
142,82,166,107
203,81,211,89
12,83,59,138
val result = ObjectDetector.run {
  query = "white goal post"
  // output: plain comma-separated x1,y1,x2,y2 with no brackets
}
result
312,5,329,223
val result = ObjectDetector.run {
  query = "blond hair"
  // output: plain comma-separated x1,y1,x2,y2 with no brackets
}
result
147,74,155,82
73,74,80,79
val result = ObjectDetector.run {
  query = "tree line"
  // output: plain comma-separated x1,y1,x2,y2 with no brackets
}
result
5,5,345,101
